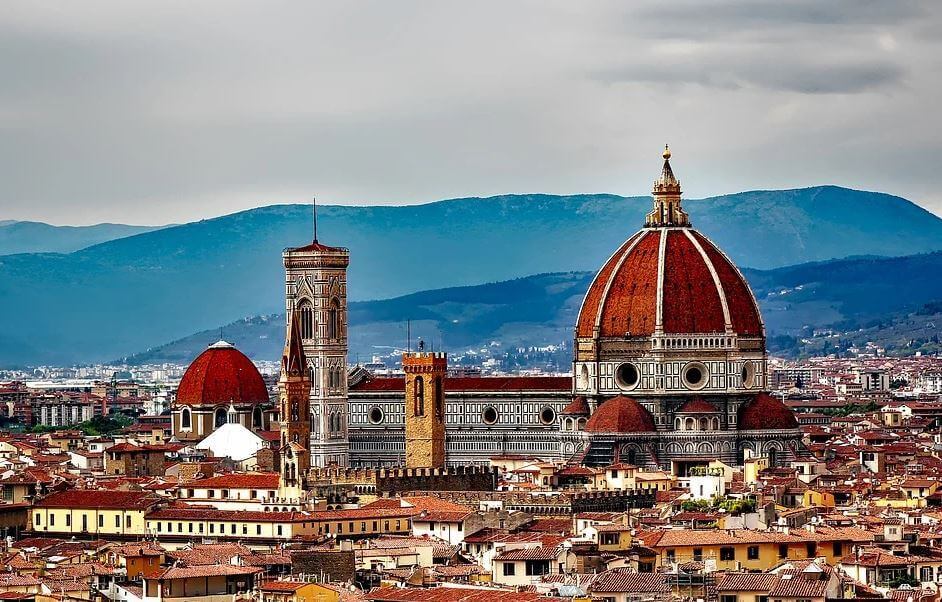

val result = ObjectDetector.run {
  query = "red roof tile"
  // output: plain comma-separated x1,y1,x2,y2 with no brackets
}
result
34,489,160,510
176,343,269,406
584,396,655,433
185,472,280,489
739,393,800,430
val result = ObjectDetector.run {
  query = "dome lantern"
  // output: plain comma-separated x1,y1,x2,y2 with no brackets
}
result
645,144,690,228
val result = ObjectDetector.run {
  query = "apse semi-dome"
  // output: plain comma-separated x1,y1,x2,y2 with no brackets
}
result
584,396,655,433
176,341,270,406
738,393,800,430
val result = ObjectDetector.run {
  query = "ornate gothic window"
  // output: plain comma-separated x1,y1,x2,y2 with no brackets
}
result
414,376,425,416
291,401,299,422
327,298,340,339
298,299,314,339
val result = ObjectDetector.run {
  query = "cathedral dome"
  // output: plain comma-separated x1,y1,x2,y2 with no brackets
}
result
584,396,655,433
738,393,799,430
576,227,762,339
576,146,762,340
176,341,269,406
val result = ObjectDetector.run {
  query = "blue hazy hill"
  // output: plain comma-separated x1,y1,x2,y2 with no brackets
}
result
126,251,942,365
1,186,941,365
0,221,164,255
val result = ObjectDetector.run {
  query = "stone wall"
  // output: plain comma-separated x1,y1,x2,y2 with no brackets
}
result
290,549,356,583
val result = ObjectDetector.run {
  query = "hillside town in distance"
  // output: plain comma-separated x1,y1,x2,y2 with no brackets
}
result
3,152,942,602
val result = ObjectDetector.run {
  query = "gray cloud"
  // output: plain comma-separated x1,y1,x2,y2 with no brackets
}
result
0,0,940,224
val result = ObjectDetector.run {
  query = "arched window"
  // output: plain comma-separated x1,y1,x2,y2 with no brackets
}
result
181,408,191,429
252,407,263,429
327,298,340,339
298,299,314,339
674,417,682,430
214,407,227,428
685,417,695,430
414,376,425,416
699,417,708,431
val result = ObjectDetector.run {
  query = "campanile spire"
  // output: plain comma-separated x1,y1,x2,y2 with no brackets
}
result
645,144,690,227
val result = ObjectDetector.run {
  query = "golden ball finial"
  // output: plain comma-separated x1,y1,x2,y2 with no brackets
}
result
662,144,671,160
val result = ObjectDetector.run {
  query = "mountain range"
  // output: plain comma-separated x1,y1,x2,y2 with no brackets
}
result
127,250,942,365
0,221,164,255
2,185,941,366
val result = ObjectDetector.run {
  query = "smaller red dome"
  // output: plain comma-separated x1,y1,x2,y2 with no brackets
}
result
585,396,655,433
738,393,799,430
561,396,590,416
176,341,270,407
676,398,717,414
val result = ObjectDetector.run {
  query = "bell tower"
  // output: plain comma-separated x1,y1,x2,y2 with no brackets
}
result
279,309,310,497
283,205,350,467
403,349,447,469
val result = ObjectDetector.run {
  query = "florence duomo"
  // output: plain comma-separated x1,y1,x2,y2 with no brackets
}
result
6,5,941,598
168,148,806,488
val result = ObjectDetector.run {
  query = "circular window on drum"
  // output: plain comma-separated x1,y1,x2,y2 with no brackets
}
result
368,406,384,425
682,362,710,390
540,406,556,425
615,362,640,390
741,361,757,389
482,406,499,425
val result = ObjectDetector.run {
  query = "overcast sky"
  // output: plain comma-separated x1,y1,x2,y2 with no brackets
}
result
2,1,941,225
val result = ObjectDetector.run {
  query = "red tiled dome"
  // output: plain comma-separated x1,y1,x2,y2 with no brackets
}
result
576,229,763,339
738,393,799,430
584,396,655,433
676,398,717,414
561,396,590,416
176,341,269,406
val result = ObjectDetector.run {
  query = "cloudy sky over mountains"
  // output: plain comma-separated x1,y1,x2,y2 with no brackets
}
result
2,1,940,224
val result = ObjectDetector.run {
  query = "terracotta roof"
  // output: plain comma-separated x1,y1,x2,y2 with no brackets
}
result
185,472,280,489
584,396,655,433
591,570,670,594
716,573,778,592
350,376,570,393
367,586,551,602
287,240,346,253
153,564,262,580
34,489,160,510
646,529,813,548
494,546,560,561
176,343,269,406
676,398,718,414
561,396,590,416
739,393,800,430
576,226,763,339
262,580,310,592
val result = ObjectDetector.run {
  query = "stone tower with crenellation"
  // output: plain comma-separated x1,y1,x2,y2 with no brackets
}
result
403,351,447,468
